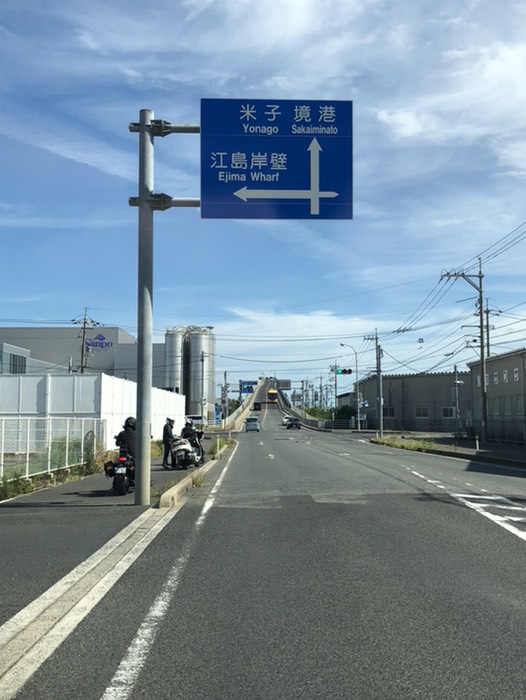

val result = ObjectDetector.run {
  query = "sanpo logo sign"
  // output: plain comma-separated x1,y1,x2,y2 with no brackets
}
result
86,333,113,350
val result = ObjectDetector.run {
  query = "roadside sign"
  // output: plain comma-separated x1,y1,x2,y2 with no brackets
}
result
201,99,353,220
277,379,291,390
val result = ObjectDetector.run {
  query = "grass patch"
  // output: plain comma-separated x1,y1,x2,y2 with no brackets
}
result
0,441,161,501
0,471,33,501
191,473,205,487
372,436,440,452
208,437,235,458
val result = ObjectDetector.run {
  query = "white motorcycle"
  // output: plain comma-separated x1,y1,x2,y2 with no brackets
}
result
169,433,204,470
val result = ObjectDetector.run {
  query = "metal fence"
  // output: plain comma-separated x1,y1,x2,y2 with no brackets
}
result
0,417,106,481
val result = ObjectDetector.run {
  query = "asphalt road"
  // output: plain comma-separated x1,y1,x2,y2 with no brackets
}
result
3,405,526,699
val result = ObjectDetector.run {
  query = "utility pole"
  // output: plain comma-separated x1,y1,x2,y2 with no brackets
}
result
72,308,99,373
201,350,205,420
442,260,487,443
334,361,338,412
454,364,464,439
485,299,491,357
223,370,229,431
365,332,382,436
376,333,383,438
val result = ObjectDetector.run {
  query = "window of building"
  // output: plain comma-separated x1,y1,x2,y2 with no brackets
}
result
476,374,481,388
9,353,27,374
493,371,498,385
442,406,455,418
514,367,520,382
516,396,524,415
492,398,500,416
504,396,511,416
415,406,429,418
383,406,395,418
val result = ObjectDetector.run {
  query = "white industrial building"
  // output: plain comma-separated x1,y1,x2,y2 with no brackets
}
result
0,325,216,423
0,373,186,451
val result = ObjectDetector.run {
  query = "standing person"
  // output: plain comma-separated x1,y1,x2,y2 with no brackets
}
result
162,417,175,469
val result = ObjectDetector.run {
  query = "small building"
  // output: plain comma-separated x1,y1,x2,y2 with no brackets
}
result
358,371,471,433
468,348,526,443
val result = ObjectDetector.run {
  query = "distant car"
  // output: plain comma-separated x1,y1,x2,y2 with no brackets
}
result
286,418,301,429
282,415,292,425
245,417,260,432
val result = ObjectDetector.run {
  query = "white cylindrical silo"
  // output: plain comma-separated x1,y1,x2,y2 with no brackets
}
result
164,327,185,395
186,326,215,420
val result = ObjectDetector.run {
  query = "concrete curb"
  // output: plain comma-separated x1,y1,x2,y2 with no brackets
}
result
157,444,230,509
372,440,526,470
429,448,526,469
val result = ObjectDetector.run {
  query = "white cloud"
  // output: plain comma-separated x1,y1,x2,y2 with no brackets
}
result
2,0,526,382
376,109,441,139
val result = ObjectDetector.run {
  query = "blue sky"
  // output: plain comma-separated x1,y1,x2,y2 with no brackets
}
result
2,0,526,395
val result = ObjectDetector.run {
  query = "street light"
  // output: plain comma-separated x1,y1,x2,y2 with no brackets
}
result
339,343,360,431
454,364,464,439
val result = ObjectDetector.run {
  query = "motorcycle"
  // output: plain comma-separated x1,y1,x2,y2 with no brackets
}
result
169,432,204,470
104,446,136,495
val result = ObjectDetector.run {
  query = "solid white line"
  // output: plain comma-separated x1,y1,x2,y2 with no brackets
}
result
100,445,236,700
0,508,162,649
0,507,181,700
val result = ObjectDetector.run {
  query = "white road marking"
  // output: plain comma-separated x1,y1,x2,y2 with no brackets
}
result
407,467,526,543
450,493,526,542
100,446,236,700
0,507,181,700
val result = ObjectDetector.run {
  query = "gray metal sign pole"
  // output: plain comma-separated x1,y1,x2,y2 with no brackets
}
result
129,110,200,506
136,109,154,506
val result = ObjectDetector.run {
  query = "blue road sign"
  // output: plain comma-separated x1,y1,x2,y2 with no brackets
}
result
201,99,353,220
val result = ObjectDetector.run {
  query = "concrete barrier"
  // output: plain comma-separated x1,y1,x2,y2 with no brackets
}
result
158,444,230,509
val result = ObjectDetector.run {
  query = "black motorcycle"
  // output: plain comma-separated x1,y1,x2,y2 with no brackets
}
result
104,447,135,495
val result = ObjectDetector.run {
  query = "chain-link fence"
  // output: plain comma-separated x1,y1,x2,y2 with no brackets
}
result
0,418,106,481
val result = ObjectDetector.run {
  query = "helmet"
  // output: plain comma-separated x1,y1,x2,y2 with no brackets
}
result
185,418,193,427
167,417,174,425
124,416,136,430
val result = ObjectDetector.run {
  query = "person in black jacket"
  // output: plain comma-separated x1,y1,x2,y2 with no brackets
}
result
115,416,136,459
115,416,137,488
162,417,175,468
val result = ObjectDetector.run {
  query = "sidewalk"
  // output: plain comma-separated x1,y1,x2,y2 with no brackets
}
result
0,454,214,509
389,434,526,470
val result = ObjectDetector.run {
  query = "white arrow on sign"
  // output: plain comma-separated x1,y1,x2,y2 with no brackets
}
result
233,138,338,215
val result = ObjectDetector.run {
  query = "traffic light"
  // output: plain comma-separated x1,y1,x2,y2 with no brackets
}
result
336,368,352,375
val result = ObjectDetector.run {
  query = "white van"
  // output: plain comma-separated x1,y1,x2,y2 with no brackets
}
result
245,417,260,432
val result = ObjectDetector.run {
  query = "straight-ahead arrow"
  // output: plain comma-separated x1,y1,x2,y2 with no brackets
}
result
233,138,338,215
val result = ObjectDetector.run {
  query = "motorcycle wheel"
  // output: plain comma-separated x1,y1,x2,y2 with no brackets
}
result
113,474,128,496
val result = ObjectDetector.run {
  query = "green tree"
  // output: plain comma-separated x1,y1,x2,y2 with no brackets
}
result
228,398,241,414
